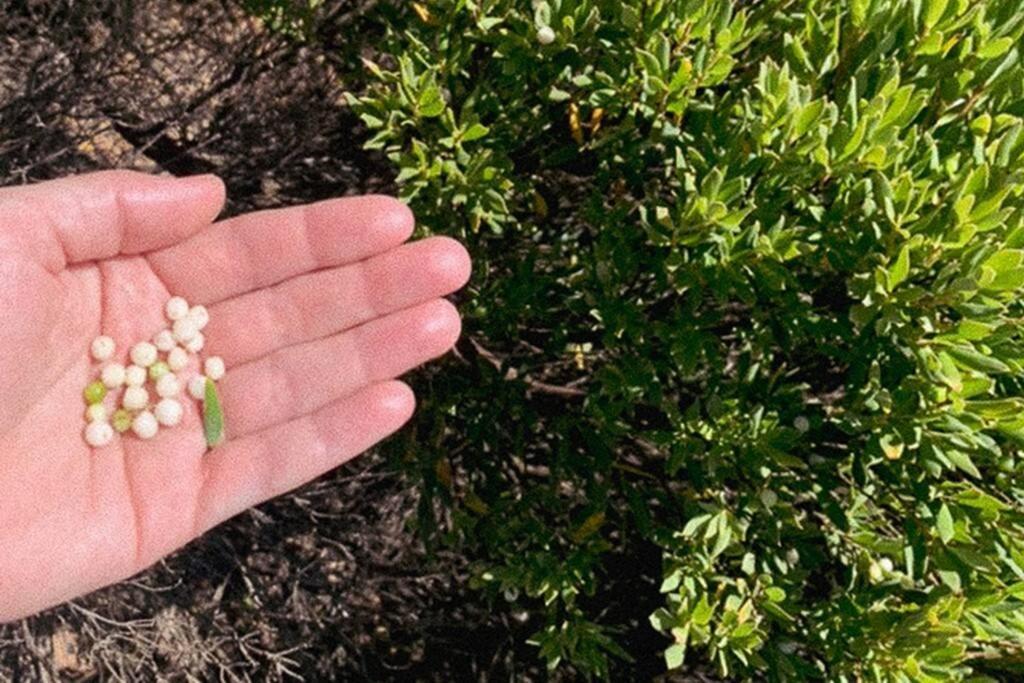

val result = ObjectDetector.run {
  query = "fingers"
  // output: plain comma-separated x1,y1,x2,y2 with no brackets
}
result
147,195,415,305
0,171,225,270
192,380,415,536
218,299,460,437
205,236,471,366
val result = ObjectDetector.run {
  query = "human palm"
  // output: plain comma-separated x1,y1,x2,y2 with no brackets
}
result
0,171,469,621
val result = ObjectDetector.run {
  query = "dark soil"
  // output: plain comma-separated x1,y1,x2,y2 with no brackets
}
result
0,2,709,680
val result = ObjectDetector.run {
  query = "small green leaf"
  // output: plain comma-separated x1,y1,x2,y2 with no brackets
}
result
204,378,226,448
947,346,1010,374
937,503,955,543
691,595,714,625
923,0,948,31
888,244,911,290
461,123,490,143
417,83,446,118
977,37,1014,60
664,642,686,669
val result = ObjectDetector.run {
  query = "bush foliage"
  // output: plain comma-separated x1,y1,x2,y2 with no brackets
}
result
269,0,1024,678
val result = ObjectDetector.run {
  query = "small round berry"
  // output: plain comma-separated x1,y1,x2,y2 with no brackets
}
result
125,365,147,386
123,386,149,411
166,296,189,321
536,26,556,45
86,404,107,423
84,420,114,448
878,557,894,573
173,316,200,344
189,375,209,400
153,329,176,352
112,409,133,433
156,373,181,398
132,411,159,440
167,347,189,371
204,356,226,381
83,380,107,405
149,361,170,381
101,363,126,388
91,336,116,362
184,332,205,354
130,342,158,368
189,305,210,330
155,398,183,427
793,416,810,433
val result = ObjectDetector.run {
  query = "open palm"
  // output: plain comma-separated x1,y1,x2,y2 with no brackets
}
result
0,171,469,622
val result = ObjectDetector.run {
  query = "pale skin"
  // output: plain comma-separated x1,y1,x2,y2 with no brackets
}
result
0,171,470,622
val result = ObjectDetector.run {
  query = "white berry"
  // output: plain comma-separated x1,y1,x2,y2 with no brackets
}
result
154,398,183,427
204,356,226,381
125,365,147,386
167,347,189,371
91,336,115,362
101,363,126,388
130,342,158,368
86,404,107,423
184,332,205,354
132,411,159,440
156,373,181,398
189,376,208,400
537,26,556,45
166,296,189,321
189,305,210,330
123,386,149,411
153,329,176,352
84,420,114,447
173,316,199,344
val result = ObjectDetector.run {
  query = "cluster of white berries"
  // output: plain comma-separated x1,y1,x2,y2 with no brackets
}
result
82,296,226,448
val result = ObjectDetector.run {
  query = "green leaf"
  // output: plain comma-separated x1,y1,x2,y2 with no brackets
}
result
937,503,955,543
691,595,714,626
664,642,686,669
946,346,1011,374
548,86,572,102
417,83,446,118
204,378,225,448
977,37,1014,60
946,449,982,478
923,0,948,30
764,586,786,602
888,244,911,290
794,100,824,137
461,123,490,143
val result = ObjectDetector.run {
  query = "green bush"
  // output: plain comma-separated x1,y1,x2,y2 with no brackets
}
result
281,0,1024,678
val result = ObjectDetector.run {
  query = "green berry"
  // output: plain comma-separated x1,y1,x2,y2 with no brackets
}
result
84,380,107,405
112,409,133,433
149,361,170,381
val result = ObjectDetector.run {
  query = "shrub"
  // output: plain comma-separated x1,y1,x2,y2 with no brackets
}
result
273,0,1024,678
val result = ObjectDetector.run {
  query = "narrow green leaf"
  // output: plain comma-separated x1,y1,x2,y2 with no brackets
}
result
947,346,1010,374
888,244,911,290
204,378,226,448
923,0,948,30
937,503,955,543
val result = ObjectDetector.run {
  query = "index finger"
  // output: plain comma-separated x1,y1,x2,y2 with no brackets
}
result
147,195,415,304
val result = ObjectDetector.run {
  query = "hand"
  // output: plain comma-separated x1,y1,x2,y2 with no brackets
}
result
0,171,469,621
